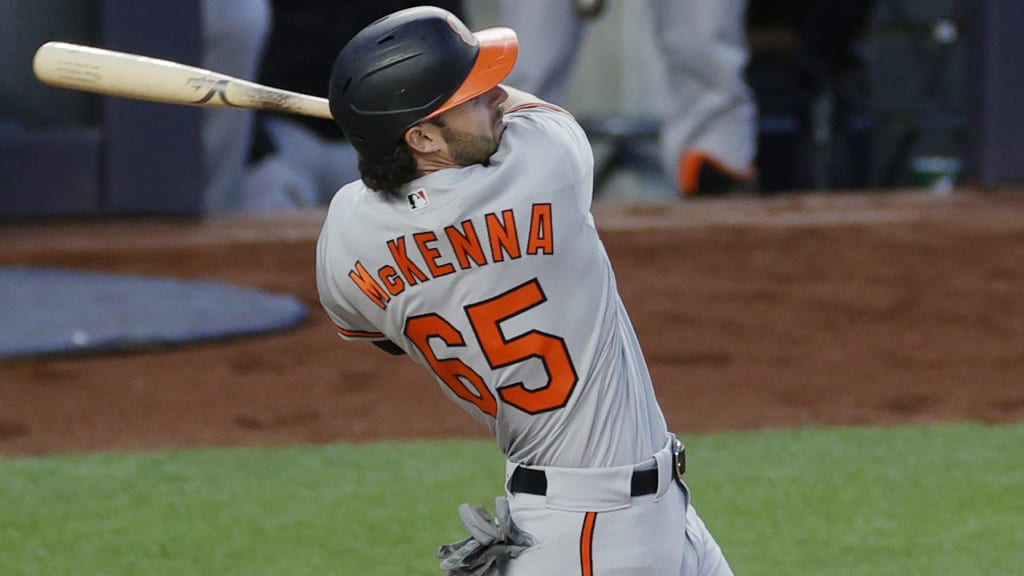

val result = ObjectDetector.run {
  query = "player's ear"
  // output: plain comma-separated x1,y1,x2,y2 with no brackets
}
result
405,123,443,154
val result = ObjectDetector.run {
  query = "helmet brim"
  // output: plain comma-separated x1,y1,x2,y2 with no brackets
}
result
425,27,519,120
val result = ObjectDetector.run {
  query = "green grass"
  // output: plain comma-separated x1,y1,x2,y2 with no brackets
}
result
1,423,1021,576
687,424,1024,575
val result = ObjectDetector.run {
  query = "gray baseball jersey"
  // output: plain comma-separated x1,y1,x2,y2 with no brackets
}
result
316,104,668,468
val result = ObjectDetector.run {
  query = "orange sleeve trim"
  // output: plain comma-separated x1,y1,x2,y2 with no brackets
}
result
580,512,597,576
334,325,386,339
506,102,575,119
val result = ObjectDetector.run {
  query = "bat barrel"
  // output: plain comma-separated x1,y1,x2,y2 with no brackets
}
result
32,41,333,120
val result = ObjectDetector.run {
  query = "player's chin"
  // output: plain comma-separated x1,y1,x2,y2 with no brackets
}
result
486,127,503,155
487,125,505,156
480,147,499,166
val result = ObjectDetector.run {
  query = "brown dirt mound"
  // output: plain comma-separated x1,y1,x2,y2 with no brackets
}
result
1,190,1022,456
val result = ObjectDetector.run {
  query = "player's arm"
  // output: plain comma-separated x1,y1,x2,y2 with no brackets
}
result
499,85,568,116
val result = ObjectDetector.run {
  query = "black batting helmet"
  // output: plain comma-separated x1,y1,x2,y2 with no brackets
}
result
328,6,518,159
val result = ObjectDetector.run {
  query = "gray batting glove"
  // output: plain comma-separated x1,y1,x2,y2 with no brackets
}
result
437,497,534,576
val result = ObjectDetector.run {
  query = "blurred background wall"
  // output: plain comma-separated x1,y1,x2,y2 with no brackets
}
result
467,0,972,194
0,0,200,219
0,0,1020,219
0,0,98,129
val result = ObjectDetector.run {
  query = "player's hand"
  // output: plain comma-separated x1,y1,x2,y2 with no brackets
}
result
437,497,533,575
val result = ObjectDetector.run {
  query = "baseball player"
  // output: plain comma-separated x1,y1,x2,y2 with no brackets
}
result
316,7,734,575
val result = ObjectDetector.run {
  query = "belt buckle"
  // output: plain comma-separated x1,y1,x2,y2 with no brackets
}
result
672,438,686,478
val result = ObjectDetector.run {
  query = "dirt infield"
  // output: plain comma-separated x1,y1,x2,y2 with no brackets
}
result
1,190,1022,456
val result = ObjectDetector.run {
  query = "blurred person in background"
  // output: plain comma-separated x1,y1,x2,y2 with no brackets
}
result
496,0,593,107
747,0,877,191
497,0,757,198
200,0,271,212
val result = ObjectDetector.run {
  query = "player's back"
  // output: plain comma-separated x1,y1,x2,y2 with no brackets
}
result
317,106,668,468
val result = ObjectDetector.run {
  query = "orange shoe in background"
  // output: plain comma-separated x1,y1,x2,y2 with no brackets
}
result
678,151,757,198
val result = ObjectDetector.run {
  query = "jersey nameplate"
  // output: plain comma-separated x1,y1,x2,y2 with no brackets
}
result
348,204,555,309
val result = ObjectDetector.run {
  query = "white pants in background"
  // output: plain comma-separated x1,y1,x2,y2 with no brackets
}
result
200,0,271,213
495,0,756,192
240,118,360,212
648,0,757,184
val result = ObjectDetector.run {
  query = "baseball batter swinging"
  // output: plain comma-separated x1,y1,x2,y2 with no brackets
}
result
317,7,734,575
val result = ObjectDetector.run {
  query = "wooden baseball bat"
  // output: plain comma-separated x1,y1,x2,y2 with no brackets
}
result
32,41,333,119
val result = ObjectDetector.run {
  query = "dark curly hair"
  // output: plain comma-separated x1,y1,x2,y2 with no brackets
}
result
358,118,449,197
358,143,419,197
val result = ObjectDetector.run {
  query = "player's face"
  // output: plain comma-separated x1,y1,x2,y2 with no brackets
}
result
437,87,508,166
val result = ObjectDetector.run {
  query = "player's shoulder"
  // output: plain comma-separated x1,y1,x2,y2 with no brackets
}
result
322,180,355,218
321,180,379,237
501,103,590,163
325,178,384,216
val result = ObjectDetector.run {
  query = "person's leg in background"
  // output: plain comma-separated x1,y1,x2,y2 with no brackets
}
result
199,0,271,213
648,0,757,198
242,116,359,211
497,0,590,105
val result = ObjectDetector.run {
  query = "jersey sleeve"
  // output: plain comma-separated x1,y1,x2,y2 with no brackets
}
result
315,211,387,342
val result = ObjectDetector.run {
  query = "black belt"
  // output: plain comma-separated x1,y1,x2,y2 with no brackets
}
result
509,444,686,497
